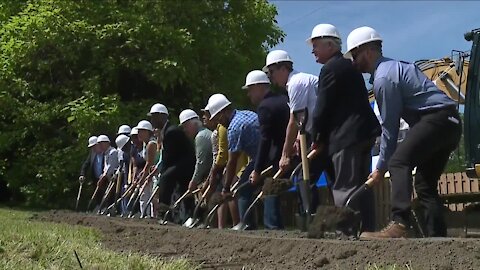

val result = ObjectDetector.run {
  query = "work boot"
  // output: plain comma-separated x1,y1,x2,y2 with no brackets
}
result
359,221,407,240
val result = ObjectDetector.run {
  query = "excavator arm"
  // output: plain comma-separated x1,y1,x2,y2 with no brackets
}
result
464,28,480,178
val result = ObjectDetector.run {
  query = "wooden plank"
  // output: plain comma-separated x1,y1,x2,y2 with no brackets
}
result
462,172,471,193
471,177,479,193
439,174,447,195
446,173,457,211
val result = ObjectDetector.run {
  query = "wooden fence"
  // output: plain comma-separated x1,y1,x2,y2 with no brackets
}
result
374,172,480,228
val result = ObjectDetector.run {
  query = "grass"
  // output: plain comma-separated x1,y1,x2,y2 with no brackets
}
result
0,208,195,270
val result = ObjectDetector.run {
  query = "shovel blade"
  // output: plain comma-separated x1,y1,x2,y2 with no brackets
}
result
231,222,247,231
187,218,200,228
298,180,312,214
183,218,194,227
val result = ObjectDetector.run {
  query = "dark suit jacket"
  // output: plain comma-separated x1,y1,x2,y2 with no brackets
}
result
255,91,290,172
312,52,381,155
80,150,102,181
158,122,196,185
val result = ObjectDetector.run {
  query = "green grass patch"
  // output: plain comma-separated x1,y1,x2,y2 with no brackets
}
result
0,208,195,269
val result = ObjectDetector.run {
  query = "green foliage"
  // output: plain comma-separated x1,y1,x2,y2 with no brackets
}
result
0,0,284,207
0,208,194,269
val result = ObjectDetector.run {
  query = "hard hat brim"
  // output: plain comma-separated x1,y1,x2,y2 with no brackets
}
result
209,102,231,120
87,142,96,148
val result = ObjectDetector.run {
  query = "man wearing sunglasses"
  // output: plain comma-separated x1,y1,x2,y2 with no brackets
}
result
345,26,461,239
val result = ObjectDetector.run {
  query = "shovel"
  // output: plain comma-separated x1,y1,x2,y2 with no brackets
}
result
98,179,116,214
202,166,274,229
201,180,251,228
105,171,146,214
183,184,211,228
231,169,283,231
75,182,83,211
127,178,153,218
87,175,106,211
159,188,201,225
308,178,375,239
293,108,312,217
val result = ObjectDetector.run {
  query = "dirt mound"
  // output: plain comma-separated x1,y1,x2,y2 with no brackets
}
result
262,177,292,196
308,206,361,239
36,210,480,270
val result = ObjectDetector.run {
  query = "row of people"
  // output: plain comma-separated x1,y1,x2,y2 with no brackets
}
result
79,24,461,238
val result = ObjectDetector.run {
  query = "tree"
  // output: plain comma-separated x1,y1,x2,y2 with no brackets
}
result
0,0,284,207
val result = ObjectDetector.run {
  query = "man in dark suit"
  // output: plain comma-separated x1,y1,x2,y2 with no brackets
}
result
244,70,290,229
148,103,196,220
308,24,381,232
79,136,104,184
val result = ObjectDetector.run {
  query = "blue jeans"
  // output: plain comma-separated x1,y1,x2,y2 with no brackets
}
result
263,195,283,229
236,161,255,228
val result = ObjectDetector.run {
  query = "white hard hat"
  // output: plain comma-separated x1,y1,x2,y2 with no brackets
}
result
117,124,131,135
179,109,199,125
136,120,153,131
130,127,139,136
115,134,130,150
306,23,341,44
206,94,231,120
242,70,270,89
97,135,110,143
147,103,169,116
344,26,382,60
87,136,98,148
264,50,293,69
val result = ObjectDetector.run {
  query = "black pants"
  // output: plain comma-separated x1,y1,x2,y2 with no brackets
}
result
331,138,376,232
389,107,461,236
158,161,195,215
297,150,334,214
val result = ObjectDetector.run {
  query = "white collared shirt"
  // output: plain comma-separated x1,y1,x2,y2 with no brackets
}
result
286,70,318,135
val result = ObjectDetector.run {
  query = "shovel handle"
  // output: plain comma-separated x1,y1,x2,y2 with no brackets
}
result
299,134,310,182
365,177,375,188
261,165,273,176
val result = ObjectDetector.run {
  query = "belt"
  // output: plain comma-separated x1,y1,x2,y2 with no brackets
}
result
419,105,457,116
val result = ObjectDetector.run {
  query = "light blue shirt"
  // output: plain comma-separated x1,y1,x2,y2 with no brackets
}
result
93,153,103,179
372,57,456,171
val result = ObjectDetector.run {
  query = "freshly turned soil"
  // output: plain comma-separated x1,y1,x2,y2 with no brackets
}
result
36,210,480,270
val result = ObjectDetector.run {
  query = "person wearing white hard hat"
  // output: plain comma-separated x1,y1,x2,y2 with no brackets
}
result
202,105,249,228
207,93,260,229
148,105,196,221
243,70,289,229
345,26,461,239
179,109,213,193
117,124,132,136
148,103,169,130
114,134,131,215
308,23,381,233
129,127,146,194
263,50,318,173
135,120,162,218
79,136,104,185
93,135,119,210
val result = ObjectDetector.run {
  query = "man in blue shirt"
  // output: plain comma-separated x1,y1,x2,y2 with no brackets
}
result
345,26,462,238
207,93,260,229
243,70,290,229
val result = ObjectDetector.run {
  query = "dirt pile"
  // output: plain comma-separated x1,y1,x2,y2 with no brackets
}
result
36,210,480,270
308,206,361,239
262,177,293,196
